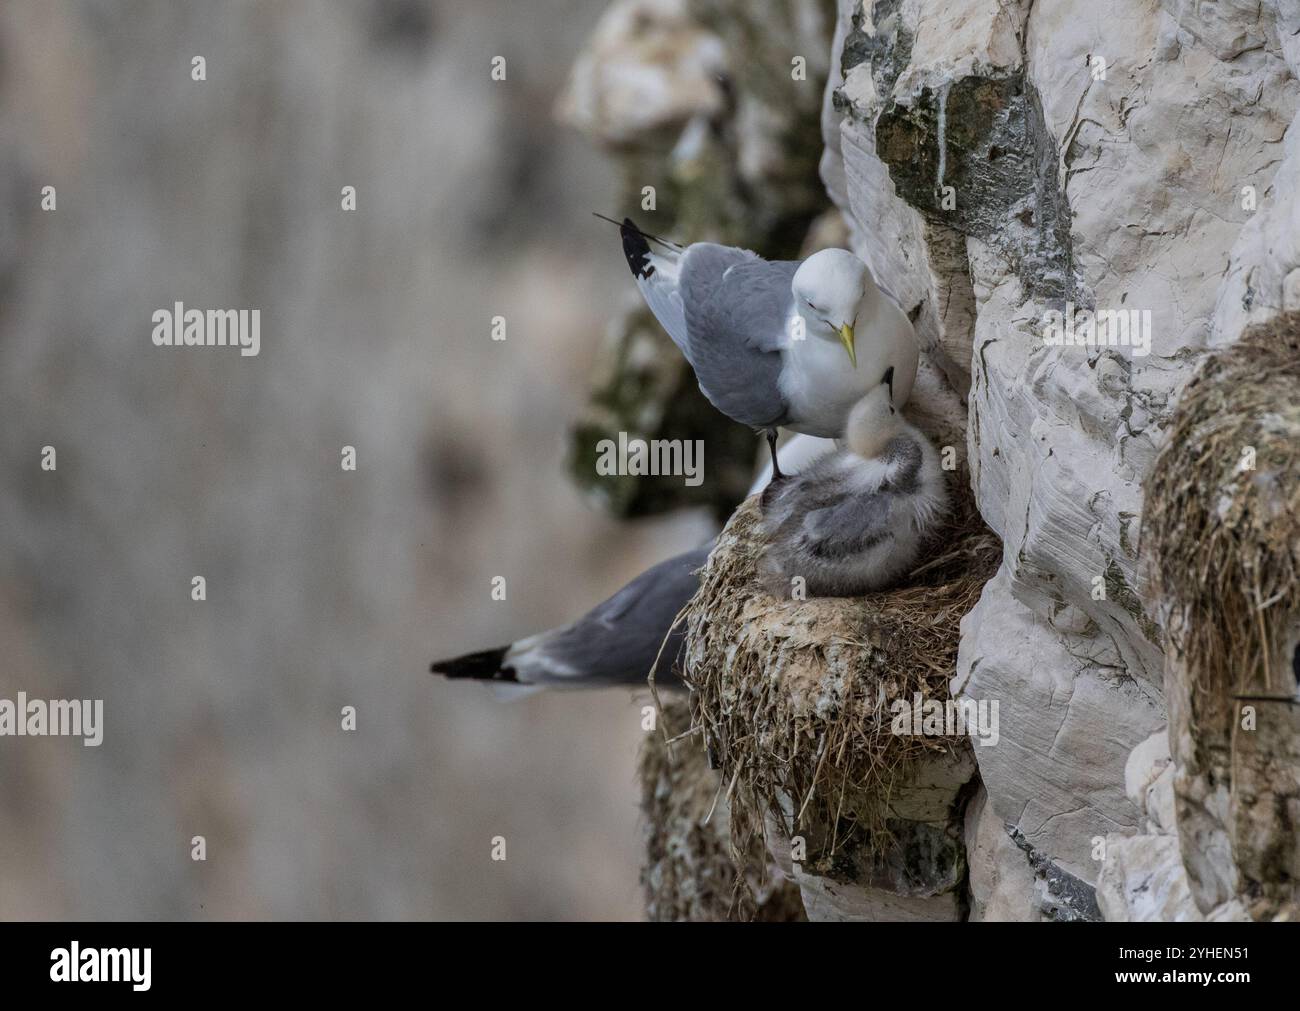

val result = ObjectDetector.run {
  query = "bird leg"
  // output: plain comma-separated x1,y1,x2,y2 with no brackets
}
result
765,428,784,481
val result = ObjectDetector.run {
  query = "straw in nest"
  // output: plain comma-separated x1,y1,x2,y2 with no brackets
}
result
1144,316,1300,734
677,489,1001,895
639,698,806,921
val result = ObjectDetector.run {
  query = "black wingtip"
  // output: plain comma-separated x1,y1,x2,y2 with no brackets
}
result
430,646,518,682
620,217,654,279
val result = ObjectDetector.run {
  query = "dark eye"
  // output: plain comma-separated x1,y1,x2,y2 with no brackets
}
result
806,300,818,311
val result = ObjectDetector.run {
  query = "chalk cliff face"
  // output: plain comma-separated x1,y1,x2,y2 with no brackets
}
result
823,0,1299,921
565,0,1300,919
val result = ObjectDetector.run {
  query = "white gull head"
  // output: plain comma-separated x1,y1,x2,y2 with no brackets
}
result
780,248,918,439
791,248,869,365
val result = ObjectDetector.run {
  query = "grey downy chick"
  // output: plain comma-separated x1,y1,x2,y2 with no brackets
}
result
758,368,948,598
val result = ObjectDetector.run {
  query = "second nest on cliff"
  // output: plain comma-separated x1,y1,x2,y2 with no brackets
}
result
675,490,1000,883
639,697,806,922
1145,314,1300,725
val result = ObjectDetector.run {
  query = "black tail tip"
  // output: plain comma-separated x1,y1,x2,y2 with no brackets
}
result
430,646,518,682
620,217,654,279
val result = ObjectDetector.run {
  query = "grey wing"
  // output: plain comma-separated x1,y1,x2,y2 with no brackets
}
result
521,544,711,687
630,242,758,357
801,492,894,558
622,217,692,351
678,247,798,429
634,253,690,352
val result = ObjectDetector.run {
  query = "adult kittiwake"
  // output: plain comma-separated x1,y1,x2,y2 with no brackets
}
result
759,367,947,597
617,216,919,478
429,438,832,693
430,545,710,690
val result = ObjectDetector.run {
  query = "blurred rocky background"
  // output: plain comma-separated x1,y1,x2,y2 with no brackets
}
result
0,0,721,920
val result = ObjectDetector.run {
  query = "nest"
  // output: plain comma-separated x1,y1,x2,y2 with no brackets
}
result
639,698,806,921
675,486,1000,889
1144,316,1300,738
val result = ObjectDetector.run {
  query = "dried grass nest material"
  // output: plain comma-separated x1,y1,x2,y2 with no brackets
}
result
1144,315,1300,730
639,698,806,921
677,491,1000,881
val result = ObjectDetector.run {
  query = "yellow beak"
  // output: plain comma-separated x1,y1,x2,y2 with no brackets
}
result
838,323,857,368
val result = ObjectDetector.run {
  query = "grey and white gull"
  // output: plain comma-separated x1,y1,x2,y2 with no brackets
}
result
429,435,833,692
618,216,918,477
758,367,947,598
430,544,710,690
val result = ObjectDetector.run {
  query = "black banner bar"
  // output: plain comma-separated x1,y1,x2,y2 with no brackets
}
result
0,922,1292,997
